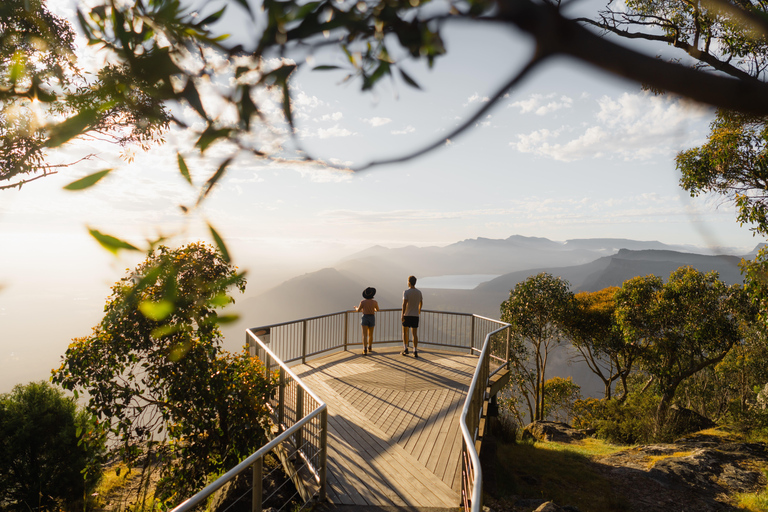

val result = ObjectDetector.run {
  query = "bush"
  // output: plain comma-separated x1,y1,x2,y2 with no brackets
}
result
573,392,660,445
0,381,105,512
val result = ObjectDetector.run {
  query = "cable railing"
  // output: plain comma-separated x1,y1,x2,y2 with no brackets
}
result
169,332,327,512
170,309,509,512
460,321,511,512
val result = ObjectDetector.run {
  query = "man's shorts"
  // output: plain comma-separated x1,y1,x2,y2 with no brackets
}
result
402,316,419,328
361,314,375,327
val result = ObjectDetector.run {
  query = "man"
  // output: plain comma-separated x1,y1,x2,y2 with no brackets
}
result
401,275,423,357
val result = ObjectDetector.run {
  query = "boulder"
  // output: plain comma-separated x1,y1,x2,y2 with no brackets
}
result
668,405,716,436
522,421,593,444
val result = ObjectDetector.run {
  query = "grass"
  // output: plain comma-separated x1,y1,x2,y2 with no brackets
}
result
645,450,694,469
486,436,632,512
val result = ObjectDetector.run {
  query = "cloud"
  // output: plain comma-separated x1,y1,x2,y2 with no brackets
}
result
317,125,356,139
511,92,711,161
391,125,416,135
464,93,490,107
509,93,574,115
362,117,392,127
319,112,343,122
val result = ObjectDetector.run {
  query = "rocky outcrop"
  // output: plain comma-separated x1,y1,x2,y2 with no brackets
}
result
522,421,594,444
595,432,768,511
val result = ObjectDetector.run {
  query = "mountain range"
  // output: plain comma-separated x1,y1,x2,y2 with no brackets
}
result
226,236,761,334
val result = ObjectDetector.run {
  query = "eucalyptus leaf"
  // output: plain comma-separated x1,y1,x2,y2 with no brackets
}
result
64,169,113,191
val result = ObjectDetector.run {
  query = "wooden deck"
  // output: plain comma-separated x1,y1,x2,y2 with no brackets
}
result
291,345,478,508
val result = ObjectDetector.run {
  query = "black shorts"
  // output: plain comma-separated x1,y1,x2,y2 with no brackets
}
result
402,316,419,328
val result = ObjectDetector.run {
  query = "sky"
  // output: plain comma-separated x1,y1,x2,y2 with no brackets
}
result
1,0,763,393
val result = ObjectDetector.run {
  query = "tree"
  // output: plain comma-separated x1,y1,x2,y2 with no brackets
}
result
0,381,105,512
51,242,276,503
566,287,634,400
578,0,768,243
500,272,573,422
615,266,747,432
542,376,581,423
0,0,169,190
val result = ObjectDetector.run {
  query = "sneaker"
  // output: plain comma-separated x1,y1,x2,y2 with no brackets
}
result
363,347,367,355
413,350,419,358
400,348,409,356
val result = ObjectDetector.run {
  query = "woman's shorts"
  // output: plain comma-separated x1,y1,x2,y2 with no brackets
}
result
361,314,375,327
402,316,419,328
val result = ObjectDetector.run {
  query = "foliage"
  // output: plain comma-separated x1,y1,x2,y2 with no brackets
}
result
0,381,106,512
542,376,581,423
52,242,276,503
615,267,750,432
676,321,768,429
573,386,660,445
566,287,633,399
500,272,573,422
0,0,168,190
678,110,768,238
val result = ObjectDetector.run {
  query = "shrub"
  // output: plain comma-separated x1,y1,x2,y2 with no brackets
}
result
0,381,105,511
573,392,660,445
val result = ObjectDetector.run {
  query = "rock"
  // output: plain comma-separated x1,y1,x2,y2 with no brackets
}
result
522,421,592,444
596,435,768,511
668,405,716,436
533,502,565,512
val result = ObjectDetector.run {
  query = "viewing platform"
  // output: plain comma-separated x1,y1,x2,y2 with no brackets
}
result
292,345,477,507
172,309,510,512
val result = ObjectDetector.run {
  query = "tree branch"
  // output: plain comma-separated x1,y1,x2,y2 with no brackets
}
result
497,0,768,114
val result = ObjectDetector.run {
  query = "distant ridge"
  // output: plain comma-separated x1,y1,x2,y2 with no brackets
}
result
229,236,752,334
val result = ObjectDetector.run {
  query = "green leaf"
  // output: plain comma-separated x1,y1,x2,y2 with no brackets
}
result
198,157,233,204
216,314,240,324
88,228,140,254
399,68,421,89
151,324,181,339
46,109,99,147
64,169,113,191
177,153,192,185
208,223,231,263
199,6,227,26
208,292,233,307
138,300,174,321
313,65,342,71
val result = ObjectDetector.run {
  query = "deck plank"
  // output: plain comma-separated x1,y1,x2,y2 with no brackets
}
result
291,346,477,507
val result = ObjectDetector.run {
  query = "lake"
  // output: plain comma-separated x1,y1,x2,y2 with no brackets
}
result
418,274,500,290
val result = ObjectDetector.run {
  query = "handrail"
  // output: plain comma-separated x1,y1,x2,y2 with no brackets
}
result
170,329,327,512
459,322,510,512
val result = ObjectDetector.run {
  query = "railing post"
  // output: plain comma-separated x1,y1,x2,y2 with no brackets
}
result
343,311,349,352
295,387,304,454
302,320,308,364
505,327,511,365
252,456,263,512
470,316,476,352
278,367,285,431
318,407,328,501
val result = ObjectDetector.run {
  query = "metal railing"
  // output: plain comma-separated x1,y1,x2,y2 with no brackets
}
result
460,320,511,512
170,309,509,512
170,331,327,512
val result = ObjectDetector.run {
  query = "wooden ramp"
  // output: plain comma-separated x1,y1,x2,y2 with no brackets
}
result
291,345,477,508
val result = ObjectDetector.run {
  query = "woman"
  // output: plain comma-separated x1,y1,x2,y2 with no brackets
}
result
355,287,379,355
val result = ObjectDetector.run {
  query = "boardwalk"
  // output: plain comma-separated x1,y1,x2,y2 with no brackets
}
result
291,345,478,508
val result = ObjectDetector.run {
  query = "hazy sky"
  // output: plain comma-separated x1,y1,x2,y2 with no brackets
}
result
1,0,762,393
